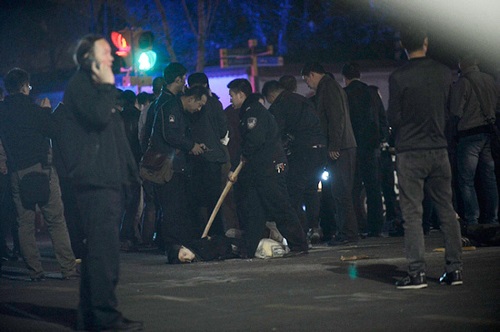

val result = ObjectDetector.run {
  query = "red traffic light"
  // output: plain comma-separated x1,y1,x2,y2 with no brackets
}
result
111,31,131,57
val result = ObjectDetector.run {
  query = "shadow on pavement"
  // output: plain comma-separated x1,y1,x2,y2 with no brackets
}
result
326,263,407,285
0,302,76,329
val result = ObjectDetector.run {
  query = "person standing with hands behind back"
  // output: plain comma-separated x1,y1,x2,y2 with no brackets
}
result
63,34,143,331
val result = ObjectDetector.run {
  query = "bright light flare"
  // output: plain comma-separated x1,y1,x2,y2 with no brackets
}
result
321,171,330,181
376,0,500,65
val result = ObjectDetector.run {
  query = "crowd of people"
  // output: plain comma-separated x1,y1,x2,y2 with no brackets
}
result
0,24,499,330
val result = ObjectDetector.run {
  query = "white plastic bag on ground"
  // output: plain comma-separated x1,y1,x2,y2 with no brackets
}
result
254,238,290,259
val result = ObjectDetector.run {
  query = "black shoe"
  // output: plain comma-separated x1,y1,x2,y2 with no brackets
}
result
439,270,463,286
102,317,144,331
395,272,427,289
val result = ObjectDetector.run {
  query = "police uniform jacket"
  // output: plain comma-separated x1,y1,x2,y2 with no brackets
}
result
235,99,286,176
150,96,194,173
268,90,326,154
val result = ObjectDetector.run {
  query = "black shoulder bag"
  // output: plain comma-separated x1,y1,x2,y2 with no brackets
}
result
139,101,174,184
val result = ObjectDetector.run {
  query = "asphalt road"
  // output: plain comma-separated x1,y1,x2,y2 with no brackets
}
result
1,232,499,331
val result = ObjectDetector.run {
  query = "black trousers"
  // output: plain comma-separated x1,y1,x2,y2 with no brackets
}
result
329,148,358,240
187,158,224,237
236,167,308,255
287,147,326,232
157,172,192,249
75,186,123,330
120,182,141,243
59,176,85,258
353,148,384,234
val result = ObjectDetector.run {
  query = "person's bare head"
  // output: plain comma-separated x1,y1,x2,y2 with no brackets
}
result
227,79,252,109
74,34,114,72
164,62,187,95
262,80,284,105
399,25,428,59
5,67,30,95
181,85,209,113
301,62,326,91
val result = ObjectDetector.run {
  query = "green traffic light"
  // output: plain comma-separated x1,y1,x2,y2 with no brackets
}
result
137,50,157,71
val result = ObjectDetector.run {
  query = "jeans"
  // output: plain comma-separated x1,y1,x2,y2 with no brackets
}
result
396,149,462,274
456,133,499,225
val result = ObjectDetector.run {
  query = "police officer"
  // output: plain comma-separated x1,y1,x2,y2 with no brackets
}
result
262,80,327,243
149,86,209,257
227,79,308,257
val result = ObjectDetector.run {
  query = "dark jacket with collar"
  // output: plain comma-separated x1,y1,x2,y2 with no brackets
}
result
314,75,357,151
141,89,175,152
188,93,227,164
150,96,194,173
344,80,382,150
449,65,498,132
387,57,452,153
0,93,55,171
268,90,326,154
234,99,286,176
62,69,139,189
368,85,390,145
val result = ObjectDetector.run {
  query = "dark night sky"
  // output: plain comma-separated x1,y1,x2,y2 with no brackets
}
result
0,0,499,82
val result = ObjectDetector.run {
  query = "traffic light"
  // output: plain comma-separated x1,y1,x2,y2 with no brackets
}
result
111,29,132,68
110,28,157,71
135,30,156,71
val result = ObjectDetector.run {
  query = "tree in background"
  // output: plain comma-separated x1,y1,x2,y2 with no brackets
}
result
182,0,219,72
153,0,178,62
